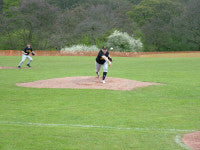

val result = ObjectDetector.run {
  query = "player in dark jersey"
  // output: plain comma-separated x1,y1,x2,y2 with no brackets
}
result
95,46,112,83
18,43,35,68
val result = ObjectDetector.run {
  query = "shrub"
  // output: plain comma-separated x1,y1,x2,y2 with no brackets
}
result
106,30,143,52
61,45,99,52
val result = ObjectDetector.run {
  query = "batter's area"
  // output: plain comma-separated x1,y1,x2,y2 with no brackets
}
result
16,76,162,91
182,131,200,150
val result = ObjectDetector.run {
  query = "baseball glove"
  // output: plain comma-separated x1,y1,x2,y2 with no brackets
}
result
108,57,112,62
32,52,35,56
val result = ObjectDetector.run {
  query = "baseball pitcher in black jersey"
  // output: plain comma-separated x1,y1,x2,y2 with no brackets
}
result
95,46,112,83
18,43,35,68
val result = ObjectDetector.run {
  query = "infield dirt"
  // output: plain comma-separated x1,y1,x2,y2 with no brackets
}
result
16,76,162,91
0,66,18,69
182,131,200,150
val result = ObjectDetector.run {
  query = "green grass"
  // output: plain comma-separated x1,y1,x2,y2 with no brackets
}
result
0,56,199,150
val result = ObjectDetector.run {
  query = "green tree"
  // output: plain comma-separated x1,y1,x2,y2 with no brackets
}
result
2,0,21,15
127,0,184,51
0,0,61,50
46,0,84,9
127,0,181,26
142,0,200,51
173,0,200,50
0,0,3,13
71,0,134,46
127,0,143,5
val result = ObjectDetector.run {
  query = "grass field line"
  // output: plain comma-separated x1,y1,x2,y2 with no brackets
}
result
174,135,191,150
0,121,195,132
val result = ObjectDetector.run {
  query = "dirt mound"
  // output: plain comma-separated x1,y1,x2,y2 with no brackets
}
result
182,131,200,150
16,76,162,91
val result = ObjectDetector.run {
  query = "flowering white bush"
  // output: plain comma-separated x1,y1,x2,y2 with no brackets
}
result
61,45,99,52
107,30,143,52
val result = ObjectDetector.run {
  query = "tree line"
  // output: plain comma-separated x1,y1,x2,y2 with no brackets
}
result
0,0,199,51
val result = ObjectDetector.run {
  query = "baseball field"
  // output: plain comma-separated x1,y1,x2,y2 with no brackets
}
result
0,55,199,150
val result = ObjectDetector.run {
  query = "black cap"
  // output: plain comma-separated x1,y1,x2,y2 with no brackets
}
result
102,46,107,50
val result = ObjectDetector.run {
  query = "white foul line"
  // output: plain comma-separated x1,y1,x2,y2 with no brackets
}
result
0,121,195,132
174,135,191,150
0,121,194,149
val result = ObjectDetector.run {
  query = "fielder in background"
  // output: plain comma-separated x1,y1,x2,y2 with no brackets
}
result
18,43,35,68
95,46,112,83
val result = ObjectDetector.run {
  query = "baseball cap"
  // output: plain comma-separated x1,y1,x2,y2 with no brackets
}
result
102,46,107,50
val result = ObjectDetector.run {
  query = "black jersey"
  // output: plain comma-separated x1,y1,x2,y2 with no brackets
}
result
23,47,33,55
96,50,109,64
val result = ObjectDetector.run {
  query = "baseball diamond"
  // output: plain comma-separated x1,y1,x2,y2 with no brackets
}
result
1,0,200,149
0,54,199,150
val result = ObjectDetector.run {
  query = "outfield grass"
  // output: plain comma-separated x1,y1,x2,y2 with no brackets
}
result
0,56,199,150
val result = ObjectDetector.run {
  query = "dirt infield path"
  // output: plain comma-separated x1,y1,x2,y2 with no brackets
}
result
0,66,18,69
182,131,200,150
16,76,162,91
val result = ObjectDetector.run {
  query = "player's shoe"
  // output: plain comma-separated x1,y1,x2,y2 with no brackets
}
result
96,72,99,78
101,80,106,84
18,66,21,69
27,64,31,68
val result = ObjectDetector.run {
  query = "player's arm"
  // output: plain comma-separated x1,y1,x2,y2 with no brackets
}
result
31,48,35,55
108,54,112,62
102,56,112,66
31,51,35,55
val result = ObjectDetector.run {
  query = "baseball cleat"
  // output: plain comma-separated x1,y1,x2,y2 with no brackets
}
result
101,80,106,84
27,64,31,68
96,72,99,78
18,66,21,69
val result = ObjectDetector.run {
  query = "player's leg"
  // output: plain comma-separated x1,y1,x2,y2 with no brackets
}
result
27,56,33,67
18,54,27,68
102,62,108,83
95,61,101,78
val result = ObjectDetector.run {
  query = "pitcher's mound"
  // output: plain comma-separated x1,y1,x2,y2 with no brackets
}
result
182,131,200,150
16,76,162,91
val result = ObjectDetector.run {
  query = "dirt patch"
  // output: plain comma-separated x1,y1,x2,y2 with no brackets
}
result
182,131,200,150
0,66,32,69
0,66,18,69
16,76,162,91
